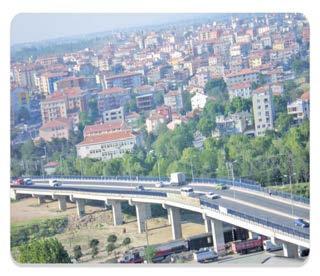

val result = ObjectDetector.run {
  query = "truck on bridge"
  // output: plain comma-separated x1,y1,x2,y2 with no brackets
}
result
170,172,186,186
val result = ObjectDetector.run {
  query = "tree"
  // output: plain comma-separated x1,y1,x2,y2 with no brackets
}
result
275,113,294,134
144,246,156,263
197,117,214,137
89,238,99,248
205,78,228,102
73,245,83,261
17,106,30,123
181,91,192,114
122,237,131,246
88,98,99,123
18,238,71,263
106,243,116,254
107,234,118,243
91,245,99,258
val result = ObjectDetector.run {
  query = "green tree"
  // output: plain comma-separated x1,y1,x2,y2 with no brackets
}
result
197,117,214,137
73,245,83,261
144,246,156,263
89,238,99,248
107,234,118,243
122,237,131,246
91,245,99,258
106,243,116,254
275,113,294,134
205,78,228,102
18,238,71,264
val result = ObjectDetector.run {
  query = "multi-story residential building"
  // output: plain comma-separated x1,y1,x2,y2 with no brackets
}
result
213,112,249,138
11,63,41,89
227,82,252,99
224,69,258,86
102,72,143,89
287,91,310,123
102,106,124,123
97,87,130,114
76,129,141,160
136,93,154,111
39,118,72,141
252,85,275,136
36,71,69,95
164,88,184,112
40,87,87,124
146,105,172,133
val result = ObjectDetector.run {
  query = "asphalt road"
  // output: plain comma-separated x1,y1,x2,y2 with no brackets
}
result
27,179,309,236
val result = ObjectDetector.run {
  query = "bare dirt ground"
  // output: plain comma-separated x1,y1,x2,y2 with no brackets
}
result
11,197,205,263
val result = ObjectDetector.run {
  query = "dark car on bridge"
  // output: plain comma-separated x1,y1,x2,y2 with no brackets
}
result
294,218,309,228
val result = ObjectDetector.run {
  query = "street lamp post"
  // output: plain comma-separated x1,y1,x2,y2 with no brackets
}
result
227,160,237,200
190,159,194,181
157,160,160,182
284,173,296,217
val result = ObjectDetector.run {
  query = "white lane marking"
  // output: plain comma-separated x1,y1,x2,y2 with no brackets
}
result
190,183,309,210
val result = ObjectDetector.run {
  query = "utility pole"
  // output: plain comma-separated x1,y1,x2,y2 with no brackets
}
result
157,160,160,182
145,220,149,248
190,159,194,181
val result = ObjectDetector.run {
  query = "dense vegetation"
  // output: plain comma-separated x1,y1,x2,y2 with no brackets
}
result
17,238,71,263
11,217,68,247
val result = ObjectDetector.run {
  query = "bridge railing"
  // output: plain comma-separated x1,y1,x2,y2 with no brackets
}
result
192,177,309,205
200,199,309,241
11,185,168,198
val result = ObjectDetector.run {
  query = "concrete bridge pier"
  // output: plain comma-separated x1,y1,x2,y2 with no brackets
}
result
283,242,299,258
202,214,212,233
168,206,182,240
133,203,151,233
58,196,67,211
106,199,123,226
37,196,45,205
76,199,85,218
210,219,226,255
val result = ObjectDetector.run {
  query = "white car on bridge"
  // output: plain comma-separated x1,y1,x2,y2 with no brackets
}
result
49,179,62,187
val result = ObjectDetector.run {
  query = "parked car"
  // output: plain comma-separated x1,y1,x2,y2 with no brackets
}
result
263,240,282,252
193,247,218,263
205,192,220,199
135,185,145,191
180,187,194,196
23,178,33,185
294,218,309,228
215,184,227,190
155,181,164,188
49,179,61,187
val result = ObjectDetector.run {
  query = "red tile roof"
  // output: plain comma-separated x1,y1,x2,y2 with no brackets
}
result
229,82,251,90
40,118,71,130
77,130,136,146
301,91,310,101
83,120,128,137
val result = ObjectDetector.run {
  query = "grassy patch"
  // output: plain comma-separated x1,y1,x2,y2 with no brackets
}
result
11,216,68,248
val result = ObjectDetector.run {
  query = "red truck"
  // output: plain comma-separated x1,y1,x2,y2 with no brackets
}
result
231,237,266,255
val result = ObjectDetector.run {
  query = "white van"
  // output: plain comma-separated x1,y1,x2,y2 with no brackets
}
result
263,240,282,252
180,187,194,196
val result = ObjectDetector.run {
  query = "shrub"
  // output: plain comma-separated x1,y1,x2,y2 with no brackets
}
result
122,237,131,246
73,245,83,261
107,234,117,243
106,243,116,254
89,239,99,248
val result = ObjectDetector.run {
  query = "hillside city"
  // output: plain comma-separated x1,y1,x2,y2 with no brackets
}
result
10,13,310,264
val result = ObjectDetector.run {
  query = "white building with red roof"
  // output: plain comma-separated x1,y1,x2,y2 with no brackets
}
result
76,129,141,160
39,118,72,141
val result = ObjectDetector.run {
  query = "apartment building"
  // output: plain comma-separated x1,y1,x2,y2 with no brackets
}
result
40,87,87,124
224,68,258,86
227,82,252,99
164,89,184,112
39,118,72,141
97,87,130,113
146,105,172,133
102,72,143,89
252,85,275,136
102,106,124,123
287,91,310,123
83,120,128,138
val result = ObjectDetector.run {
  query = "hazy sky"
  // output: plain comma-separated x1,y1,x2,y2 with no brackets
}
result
11,13,206,45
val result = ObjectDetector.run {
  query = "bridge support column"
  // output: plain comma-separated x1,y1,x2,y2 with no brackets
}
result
76,199,85,218
210,219,225,255
202,214,212,233
167,207,182,240
134,203,150,233
37,196,45,205
106,200,123,226
282,242,299,258
58,196,67,211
